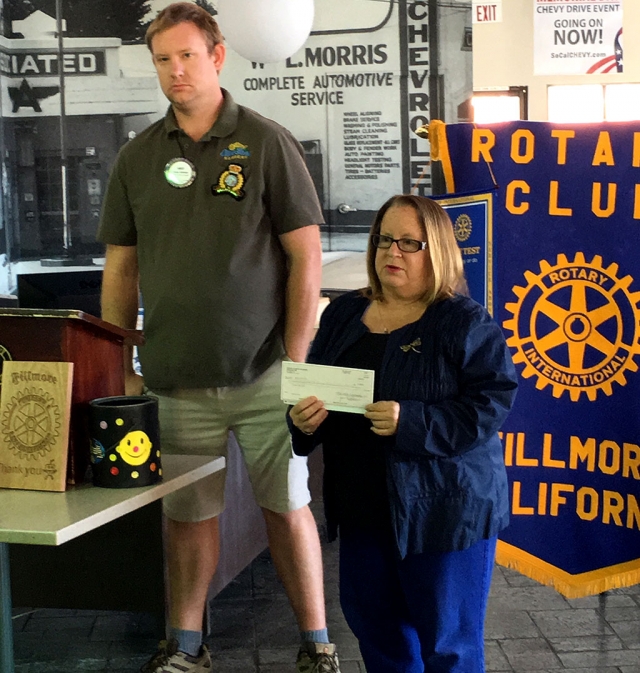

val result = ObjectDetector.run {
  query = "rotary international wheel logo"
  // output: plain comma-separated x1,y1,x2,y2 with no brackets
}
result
1,388,61,459
454,214,472,242
503,252,640,402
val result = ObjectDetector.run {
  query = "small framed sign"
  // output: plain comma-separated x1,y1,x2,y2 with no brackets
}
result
0,361,74,492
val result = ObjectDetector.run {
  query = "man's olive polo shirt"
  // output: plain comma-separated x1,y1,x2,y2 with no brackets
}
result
98,91,323,390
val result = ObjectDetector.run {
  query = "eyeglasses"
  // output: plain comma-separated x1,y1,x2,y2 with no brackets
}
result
370,234,428,253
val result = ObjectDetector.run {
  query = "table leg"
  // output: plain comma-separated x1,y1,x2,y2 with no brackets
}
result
0,542,15,673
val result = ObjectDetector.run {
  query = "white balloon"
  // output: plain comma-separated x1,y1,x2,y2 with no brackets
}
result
217,0,314,63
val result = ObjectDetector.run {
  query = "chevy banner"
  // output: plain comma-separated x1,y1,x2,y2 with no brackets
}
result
430,120,640,598
533,0,623,75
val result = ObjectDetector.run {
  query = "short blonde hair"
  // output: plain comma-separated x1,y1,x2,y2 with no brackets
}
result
146,2,223,54
365,194,468,305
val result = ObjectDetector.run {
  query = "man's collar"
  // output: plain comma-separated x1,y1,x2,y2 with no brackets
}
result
163,89,239,140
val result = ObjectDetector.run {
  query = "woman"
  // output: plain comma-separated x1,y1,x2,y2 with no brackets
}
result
288,195,518,673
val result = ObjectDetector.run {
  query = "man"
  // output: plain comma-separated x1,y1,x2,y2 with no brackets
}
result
98,4,340,672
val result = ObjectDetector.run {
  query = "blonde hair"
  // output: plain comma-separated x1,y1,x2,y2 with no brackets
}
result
146,2,223,54
365,194,468,305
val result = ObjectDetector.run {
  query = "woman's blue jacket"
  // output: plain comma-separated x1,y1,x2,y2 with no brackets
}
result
290,290,519,558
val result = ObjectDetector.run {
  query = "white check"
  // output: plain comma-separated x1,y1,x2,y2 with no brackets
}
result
281,361,374,414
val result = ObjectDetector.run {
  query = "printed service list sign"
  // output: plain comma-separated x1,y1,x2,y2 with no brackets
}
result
281,361,374,414
534,0,623,75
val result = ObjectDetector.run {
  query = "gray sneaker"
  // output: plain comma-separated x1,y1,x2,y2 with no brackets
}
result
140,639,212,672
296,642,341,673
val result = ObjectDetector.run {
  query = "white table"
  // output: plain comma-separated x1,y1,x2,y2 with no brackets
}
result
0,455,225,673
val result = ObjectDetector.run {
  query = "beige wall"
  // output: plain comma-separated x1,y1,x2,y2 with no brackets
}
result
473,0,640,120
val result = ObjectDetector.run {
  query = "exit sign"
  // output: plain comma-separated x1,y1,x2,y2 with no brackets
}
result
472,1,503,23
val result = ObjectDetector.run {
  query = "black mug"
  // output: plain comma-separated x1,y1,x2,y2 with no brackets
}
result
88,395,162,488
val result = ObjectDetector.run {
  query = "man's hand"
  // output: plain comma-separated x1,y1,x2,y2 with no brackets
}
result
365,401,400,436
289,396,328,435
125,371,145,396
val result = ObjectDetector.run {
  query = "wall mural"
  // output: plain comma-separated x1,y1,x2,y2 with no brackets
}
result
0,0,471,294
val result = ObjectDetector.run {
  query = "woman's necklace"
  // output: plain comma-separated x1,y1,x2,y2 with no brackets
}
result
375,298,427,334
376,300,389,334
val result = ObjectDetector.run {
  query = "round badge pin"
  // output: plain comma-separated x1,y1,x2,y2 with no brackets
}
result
164,157,196,188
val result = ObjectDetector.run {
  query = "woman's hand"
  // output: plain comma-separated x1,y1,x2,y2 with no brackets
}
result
365,401,400,436
289,396,328,435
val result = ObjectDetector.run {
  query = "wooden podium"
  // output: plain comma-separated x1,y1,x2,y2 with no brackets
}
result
0,309,142,484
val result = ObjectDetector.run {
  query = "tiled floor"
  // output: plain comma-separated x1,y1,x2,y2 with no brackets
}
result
11,506,640,673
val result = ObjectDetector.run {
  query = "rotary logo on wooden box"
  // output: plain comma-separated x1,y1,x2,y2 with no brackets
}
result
0,361,73,492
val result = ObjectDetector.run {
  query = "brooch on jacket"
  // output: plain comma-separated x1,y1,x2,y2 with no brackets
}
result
400,338,421,354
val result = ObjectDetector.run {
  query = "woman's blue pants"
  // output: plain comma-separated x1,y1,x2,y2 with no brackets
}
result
339,529,497,673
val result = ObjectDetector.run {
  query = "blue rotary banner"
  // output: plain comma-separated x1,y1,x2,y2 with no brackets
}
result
430,120,640,598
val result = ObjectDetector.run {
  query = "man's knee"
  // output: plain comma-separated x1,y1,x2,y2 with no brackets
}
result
262,504,314,529
166,515,220,544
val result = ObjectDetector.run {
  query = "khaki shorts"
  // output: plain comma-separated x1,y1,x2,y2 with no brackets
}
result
149,360,310,522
